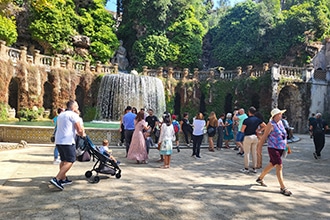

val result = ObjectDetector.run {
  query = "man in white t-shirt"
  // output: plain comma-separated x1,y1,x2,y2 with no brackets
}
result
50,100,84,190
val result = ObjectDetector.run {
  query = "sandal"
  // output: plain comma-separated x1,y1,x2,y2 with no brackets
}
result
280,188,292,196
160,165,169,169
256,177,267,187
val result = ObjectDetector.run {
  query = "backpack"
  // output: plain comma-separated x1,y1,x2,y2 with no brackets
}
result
313,120,324,134
172,120,180,133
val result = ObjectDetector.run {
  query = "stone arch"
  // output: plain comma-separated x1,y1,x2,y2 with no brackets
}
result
278,85,304,133
43,81,53,112
75,85,85,116
174,91,181,116
224,93,233,114
8,77,19,116
251,93,260,109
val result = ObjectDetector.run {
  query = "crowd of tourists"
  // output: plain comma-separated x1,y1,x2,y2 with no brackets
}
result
49,100,328,196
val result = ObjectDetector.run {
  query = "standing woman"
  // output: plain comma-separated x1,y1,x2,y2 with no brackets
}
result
223,113,234,148
127,111,149,164
192,112,206,158
180,112,193,147
158,112,175,169
256,108,292,196
206,111,218,152
216,113,225,150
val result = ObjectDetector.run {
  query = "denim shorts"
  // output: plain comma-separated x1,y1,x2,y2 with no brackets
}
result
236,131,245,142
57,144,76,163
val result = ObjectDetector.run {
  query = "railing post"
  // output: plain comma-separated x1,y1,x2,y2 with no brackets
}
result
96,61,102,73
142,66,148,76
0,40,7,60
34,50,40,65
54,54,61,68
84,60,90,72
66,57,72,69
113,63,118,74
19,46,27,62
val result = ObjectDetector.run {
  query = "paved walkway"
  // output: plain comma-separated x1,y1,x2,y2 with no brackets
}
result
0,134,329,219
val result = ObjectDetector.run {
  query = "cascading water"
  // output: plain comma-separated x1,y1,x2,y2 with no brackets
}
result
96,73,166,121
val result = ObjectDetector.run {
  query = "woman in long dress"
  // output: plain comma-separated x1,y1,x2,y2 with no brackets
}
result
127,111,149,164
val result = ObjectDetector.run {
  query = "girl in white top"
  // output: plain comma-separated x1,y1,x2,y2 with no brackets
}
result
158,112,175,169
192,112,206,158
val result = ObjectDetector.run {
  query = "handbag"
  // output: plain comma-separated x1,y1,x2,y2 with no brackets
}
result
207,126,215,135
50,134,55,143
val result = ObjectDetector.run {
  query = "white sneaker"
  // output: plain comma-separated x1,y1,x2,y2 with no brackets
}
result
240,168,249,174
252,168,257,174
53,159,61,165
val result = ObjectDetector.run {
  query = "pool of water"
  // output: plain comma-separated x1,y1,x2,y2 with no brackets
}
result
0,121,120,129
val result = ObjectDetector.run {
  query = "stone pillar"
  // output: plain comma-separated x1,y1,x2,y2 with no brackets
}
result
96,61,102,73
193,68,199,80
19,46,27,62
157,67,163,77
34,50,40,65
326,65,330,82
84,60,90,72
305,63,314,82
66,57,73,69
0,40,7,59
271,64,280,108
113,63,118,74
142,66,148,76
54,54,61,68
246,65,253,76
325,38,330,68
168,67,173,79
263,63,269,71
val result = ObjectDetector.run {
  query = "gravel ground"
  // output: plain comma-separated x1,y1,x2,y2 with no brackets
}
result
0,134,329,220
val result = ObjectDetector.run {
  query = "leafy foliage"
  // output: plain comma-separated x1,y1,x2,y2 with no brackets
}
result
0,14,17,46
29,0,77,54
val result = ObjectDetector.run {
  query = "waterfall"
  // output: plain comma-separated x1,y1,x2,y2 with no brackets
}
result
96,73,166,121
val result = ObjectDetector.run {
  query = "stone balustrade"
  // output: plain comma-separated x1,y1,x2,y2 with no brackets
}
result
1,40,321,83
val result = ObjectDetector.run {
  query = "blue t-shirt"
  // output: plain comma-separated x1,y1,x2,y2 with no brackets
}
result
122,112,136,130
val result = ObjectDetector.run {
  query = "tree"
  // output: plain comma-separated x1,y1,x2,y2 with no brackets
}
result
29,0,77,54
211,0,275,68
0,0,18,45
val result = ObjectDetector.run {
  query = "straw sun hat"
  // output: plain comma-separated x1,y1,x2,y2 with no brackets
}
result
271,108,286,118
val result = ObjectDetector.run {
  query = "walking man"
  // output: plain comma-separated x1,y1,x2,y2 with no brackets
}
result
50,100,84,190
310,113,328,159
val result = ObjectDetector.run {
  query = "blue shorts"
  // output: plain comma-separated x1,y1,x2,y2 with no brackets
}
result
236,131,245,142
57,144,76,163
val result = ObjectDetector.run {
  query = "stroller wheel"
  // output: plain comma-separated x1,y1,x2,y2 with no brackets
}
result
93,176,100,183
116,173,121,179
85,171,92,178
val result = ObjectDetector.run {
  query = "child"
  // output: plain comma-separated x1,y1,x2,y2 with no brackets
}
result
144,129,154,154
99,139,120,165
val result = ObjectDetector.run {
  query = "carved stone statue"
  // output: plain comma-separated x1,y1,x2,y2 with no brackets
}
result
112,40,129,70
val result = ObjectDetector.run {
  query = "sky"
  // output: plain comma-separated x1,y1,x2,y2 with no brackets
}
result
106,0,245,12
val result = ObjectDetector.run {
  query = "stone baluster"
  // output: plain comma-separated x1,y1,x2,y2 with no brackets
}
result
0,40,7,60
142,66,148,76
34,50,40,65
19,46,27,62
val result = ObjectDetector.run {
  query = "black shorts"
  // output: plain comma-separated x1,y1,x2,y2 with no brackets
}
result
57,144,76,163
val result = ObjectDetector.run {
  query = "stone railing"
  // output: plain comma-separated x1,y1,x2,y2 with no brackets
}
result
3,40,320,82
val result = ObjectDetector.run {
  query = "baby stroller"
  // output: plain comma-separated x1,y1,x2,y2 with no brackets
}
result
80,136,121,183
